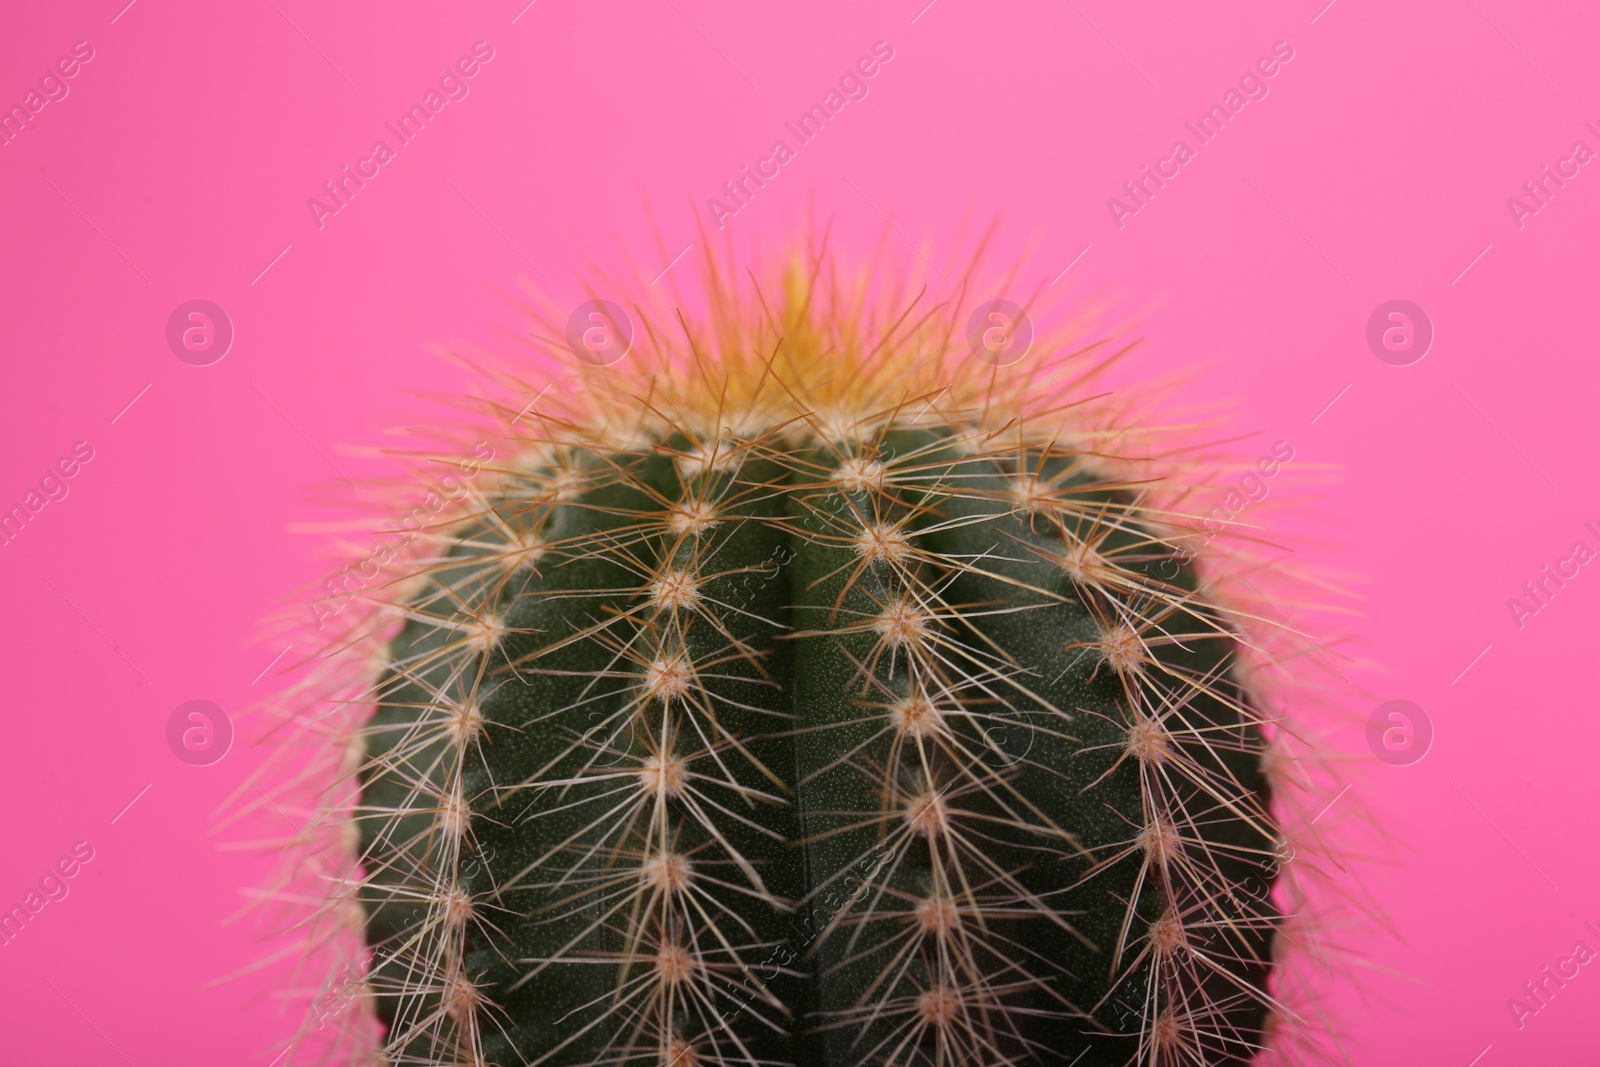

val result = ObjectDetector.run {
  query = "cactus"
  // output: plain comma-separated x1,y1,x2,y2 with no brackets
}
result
279,239,1297,1067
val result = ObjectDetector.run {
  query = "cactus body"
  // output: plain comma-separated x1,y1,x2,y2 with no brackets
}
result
325,249,1285,1066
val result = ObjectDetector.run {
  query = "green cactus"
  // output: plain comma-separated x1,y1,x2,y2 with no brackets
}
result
318,248,1286,1067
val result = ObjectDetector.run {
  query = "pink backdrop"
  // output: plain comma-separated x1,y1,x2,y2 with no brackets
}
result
3,0,1598,1063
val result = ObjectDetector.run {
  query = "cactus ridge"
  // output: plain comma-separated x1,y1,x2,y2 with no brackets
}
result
264,242,1315,1067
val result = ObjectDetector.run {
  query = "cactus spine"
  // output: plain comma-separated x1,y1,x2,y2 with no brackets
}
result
290,244,1292,1066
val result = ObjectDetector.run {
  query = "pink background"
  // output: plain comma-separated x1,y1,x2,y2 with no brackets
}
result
3,0,1598,1063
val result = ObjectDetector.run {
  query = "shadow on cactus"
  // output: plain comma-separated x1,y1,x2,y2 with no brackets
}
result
262,232,1336,1067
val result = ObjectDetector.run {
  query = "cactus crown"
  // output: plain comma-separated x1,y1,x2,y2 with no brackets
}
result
273,240,1292,1067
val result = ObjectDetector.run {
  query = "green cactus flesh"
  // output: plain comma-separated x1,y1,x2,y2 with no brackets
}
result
356,424,1278,1066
